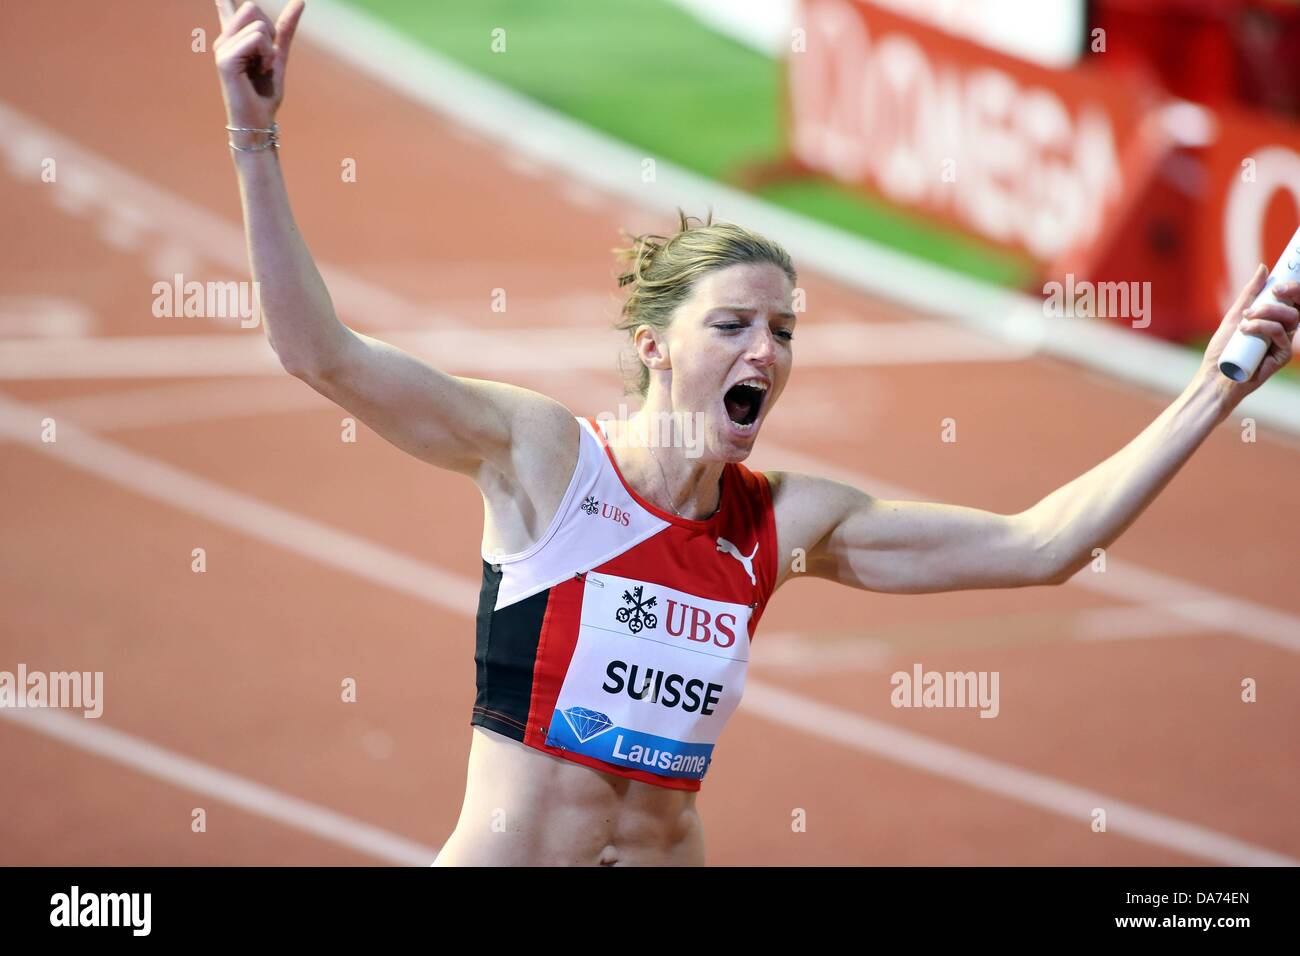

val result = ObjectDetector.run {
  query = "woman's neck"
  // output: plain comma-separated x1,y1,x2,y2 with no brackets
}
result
602,411,724,521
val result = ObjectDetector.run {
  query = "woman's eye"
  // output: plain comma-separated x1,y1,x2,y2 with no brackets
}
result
713,322,792,341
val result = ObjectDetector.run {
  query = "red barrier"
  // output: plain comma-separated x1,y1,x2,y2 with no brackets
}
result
786,0,1162,264
1196,108,1300,320
783,0,1300,342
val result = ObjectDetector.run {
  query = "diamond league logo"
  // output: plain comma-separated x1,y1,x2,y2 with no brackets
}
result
560,706,615,743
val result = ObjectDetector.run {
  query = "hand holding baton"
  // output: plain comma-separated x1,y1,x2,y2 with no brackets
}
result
1219,226,1300,382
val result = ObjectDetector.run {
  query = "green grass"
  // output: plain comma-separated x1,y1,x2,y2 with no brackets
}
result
338,0,1036,287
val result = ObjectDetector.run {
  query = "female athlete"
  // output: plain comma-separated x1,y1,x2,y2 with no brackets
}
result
213,1,1298,866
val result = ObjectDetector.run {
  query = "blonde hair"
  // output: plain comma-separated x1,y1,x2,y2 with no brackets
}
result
612,208,797,397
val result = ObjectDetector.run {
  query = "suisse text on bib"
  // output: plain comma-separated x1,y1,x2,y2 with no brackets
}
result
546,571,751,779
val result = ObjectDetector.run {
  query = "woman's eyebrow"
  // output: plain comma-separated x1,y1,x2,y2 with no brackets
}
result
710,305,797,320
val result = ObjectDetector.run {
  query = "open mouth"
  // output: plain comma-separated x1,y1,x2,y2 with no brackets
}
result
723,380,768,429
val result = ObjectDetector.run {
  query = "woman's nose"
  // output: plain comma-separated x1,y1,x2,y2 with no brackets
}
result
747,327,777,366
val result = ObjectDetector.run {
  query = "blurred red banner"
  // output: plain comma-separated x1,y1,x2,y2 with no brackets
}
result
784,0,1300,342
786,0,1163,263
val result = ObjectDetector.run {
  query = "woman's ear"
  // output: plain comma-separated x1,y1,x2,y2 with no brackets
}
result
633,324,670,373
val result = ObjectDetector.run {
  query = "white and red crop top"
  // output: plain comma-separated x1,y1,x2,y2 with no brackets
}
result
471,416,778,791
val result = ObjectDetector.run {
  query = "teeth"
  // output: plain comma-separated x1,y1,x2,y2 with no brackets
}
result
736,380,768,392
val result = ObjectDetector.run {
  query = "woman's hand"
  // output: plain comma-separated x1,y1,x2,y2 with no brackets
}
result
1194,263,1299,414
213,0,305,132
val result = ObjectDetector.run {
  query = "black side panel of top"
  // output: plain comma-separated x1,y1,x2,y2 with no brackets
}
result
471,560,551,741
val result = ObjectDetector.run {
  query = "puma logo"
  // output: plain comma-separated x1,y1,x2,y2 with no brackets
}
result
716,537,758,586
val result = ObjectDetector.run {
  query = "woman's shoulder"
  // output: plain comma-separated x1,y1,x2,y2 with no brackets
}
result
761,469,865,524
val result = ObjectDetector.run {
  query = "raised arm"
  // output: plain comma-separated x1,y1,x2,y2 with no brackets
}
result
211,1,574,481
771,266,1298,595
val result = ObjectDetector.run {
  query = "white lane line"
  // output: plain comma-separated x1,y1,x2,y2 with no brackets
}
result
0,99,453,335
740,683,1298,867
0,333,281,379
299,0,1300,437
1070,603,1222,642
0,295,96,338
3,392,1292,866
0,707,439,866
1066,565,1300,654
755,604,1215,676
0,320,1030,380
752,632,895,674
1071,567,1300,653
0,394,478,613
32,378,330,432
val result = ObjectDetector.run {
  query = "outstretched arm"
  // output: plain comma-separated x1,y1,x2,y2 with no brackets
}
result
1023,266,1296,581
770,474,1045,593
771,267,1298,594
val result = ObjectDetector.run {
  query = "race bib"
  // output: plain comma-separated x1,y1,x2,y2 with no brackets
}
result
545,571,752,780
